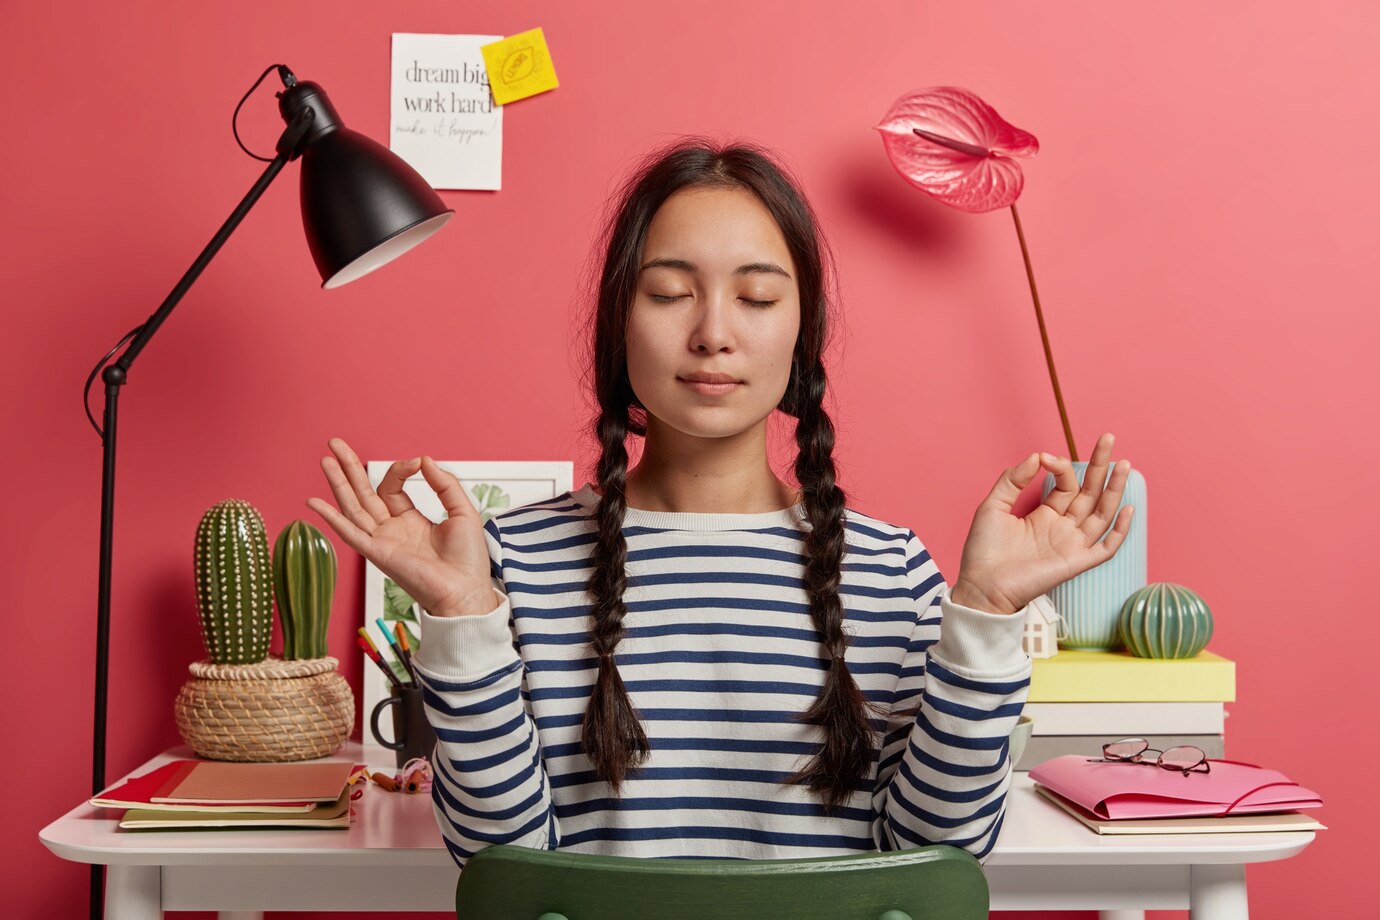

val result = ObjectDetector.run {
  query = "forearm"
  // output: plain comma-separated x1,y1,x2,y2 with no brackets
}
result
415,597,558,867
878,588,1031,862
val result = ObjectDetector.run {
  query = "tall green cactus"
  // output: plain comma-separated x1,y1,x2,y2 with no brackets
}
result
194,499,273,665
273,520,337,659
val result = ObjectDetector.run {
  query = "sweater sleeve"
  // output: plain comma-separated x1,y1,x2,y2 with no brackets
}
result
870,530,1032,864
413,515,560,869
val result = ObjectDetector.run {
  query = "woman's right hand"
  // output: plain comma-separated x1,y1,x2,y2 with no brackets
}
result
306,438,500,618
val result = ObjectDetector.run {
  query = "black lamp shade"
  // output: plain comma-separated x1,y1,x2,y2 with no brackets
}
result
298,125,454,289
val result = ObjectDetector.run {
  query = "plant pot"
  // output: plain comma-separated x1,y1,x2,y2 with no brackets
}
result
174,655,354,762
1039,461,1148,650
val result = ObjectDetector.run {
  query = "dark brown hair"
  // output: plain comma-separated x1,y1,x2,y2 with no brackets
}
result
575,136,890,813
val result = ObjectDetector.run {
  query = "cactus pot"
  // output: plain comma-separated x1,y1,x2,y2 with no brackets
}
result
174,656,354,762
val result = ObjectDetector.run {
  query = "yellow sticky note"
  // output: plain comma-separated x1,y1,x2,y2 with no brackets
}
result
480,28,559,105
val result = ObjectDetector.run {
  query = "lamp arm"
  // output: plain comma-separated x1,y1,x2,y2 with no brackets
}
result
88,103,316,920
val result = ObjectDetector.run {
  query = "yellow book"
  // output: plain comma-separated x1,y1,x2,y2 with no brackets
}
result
1029,649,1235,702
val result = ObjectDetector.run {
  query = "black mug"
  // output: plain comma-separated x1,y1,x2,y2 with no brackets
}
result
369,685,439,769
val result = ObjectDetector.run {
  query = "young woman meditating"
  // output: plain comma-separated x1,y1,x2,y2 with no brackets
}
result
307,138,1134,868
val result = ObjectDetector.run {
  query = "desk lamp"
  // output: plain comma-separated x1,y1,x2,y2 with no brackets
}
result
81,64,453,918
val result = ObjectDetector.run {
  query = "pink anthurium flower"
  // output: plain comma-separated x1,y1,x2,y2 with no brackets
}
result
875,86,1082,461
873,86,1039,213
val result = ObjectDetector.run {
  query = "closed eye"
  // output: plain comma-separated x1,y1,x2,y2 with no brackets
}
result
649,295,777,308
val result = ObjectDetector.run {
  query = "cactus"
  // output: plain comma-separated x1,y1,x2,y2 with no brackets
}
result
273,520,337,659
194,499,273,665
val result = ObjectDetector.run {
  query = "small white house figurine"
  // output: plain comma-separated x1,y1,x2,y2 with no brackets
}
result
1022,594,1065,659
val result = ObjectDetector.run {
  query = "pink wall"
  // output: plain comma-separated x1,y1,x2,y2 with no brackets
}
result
4,1,1373,917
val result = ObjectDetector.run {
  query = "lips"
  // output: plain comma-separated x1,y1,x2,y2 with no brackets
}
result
679,372,742,384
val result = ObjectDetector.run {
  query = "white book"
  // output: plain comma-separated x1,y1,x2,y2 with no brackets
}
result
1023,701,1226,735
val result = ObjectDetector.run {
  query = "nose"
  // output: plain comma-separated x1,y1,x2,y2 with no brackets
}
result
688,291,736,354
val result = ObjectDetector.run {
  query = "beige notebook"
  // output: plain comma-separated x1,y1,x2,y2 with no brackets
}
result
1036,784,1327,836
121,788,352,830
152,760,356,805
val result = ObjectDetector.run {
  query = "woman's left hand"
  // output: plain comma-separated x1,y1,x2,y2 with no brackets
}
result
949,432,1135,615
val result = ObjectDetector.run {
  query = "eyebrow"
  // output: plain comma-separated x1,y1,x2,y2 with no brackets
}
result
638,258,793,281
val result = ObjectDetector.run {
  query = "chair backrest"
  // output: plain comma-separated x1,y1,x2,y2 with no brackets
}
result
454,843,988,920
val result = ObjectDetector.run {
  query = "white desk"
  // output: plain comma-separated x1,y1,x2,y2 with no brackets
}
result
42,744,1315,920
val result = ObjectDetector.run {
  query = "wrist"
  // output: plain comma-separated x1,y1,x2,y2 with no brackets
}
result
431,587,500,618
949,579,1020,616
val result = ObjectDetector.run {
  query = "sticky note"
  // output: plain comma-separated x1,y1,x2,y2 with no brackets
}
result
480,28,559,105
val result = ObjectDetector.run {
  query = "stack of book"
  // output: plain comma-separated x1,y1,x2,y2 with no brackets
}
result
90,759,359,830
1016,648,1234,772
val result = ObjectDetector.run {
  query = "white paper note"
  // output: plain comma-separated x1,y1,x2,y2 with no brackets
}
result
390,33,503,190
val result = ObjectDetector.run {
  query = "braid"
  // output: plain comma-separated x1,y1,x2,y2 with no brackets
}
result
782,359,890,813
581,403,652,791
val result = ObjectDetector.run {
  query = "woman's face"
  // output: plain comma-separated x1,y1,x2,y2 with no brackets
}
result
626,185,802,440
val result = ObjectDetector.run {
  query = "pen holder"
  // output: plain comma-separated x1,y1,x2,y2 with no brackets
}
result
370,684,438,769
174,656,354,762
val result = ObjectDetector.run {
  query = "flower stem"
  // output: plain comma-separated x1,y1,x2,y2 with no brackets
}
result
1009,201,1078,461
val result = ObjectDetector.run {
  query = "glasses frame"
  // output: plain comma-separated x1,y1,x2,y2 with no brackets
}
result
1085,737,1211,776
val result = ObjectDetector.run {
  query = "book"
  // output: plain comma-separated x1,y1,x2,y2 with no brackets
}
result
153,760,357,805
1035,784,1326,836
1029,649,1235,703
91,761,318,813
120,788,352,830
1017,734,1223,772
1023,701,1227,735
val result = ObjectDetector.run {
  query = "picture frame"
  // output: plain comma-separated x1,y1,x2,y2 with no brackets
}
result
361,459,574,767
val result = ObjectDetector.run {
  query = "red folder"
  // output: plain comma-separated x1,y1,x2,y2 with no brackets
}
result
1028,754,1323,820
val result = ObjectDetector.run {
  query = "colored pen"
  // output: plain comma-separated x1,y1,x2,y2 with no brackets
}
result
374,617,415,684
356,634,404,690
394,622,421,684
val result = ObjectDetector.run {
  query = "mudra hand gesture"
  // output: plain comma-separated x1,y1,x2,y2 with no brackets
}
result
305,438,499,619
949,432,1134,616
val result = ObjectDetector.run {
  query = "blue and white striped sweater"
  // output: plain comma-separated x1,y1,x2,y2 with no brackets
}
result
414,482,1032,868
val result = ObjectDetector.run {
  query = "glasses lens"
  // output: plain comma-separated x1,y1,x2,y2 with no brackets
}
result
1160,746,1206,770
1103,738,1149,761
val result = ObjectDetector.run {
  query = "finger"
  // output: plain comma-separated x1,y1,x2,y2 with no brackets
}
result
1088,504,1134,563
305,495,375,560
1067,433,1115,523
375,458,422,516
327,438,391,525
1083,458,1132,542
1039,453,1083,515
984,452,1044,514
320,454,378,534
418,456,478,520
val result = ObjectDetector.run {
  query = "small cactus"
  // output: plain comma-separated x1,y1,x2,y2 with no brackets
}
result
194,499,273,665
273,520,337,659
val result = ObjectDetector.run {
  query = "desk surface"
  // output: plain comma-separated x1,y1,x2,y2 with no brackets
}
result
42,743,1315,869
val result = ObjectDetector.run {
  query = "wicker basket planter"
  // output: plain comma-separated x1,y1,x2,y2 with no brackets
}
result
174,655,354,762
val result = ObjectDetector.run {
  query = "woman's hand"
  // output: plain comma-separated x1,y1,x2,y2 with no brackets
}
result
305,438,499,618
949,432,1134,616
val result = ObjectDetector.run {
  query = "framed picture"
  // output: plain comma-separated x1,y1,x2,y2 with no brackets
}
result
361,460,574,767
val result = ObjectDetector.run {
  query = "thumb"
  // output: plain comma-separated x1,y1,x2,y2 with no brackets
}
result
418,457,477,520
985,452,1042,513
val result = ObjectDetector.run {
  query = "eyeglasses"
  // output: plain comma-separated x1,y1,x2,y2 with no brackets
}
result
1085,737,1211,776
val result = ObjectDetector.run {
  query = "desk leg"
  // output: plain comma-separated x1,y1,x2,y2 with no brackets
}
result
1190,864,1248,920
106,865,159,919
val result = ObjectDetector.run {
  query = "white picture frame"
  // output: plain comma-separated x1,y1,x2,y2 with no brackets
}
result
361,460,574,768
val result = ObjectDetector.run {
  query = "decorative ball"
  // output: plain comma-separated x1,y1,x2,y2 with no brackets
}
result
1117,582,1213,658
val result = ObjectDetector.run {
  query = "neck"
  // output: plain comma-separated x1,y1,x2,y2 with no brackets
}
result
611,415,799,514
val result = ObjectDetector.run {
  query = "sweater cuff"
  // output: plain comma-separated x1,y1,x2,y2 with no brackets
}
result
416,588,519,679
929,585,1031,678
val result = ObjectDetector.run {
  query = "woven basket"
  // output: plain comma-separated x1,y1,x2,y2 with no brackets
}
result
174,656,354,762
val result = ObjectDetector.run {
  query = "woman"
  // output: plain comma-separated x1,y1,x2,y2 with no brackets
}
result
307,138,1133,869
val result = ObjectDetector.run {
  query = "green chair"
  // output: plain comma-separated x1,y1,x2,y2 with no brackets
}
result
455,843,989,920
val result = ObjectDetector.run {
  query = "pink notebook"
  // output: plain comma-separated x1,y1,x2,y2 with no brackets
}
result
1028,754,1323,820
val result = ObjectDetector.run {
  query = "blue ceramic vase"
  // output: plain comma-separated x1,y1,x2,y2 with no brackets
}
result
1038,460,1148,650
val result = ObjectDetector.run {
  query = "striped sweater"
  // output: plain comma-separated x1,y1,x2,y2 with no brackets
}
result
414,482,1032,869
